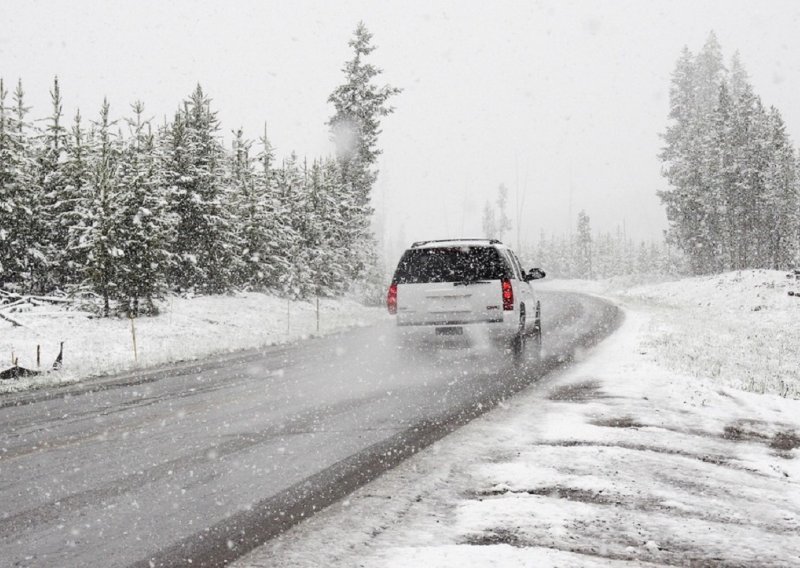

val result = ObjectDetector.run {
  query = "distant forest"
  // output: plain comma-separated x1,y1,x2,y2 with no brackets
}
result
528,211,684,280
0,23,399,316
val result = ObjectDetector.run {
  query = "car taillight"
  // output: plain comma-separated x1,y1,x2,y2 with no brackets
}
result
501,278,514,311
387,283,398,314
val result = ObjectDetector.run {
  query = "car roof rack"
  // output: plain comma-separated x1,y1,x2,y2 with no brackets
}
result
410,238,503,248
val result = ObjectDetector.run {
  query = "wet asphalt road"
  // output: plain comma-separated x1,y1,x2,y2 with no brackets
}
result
0,291,620,567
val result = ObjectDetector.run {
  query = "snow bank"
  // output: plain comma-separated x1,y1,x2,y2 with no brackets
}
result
542,270,800,398
0,293,385,393
620,270,800,398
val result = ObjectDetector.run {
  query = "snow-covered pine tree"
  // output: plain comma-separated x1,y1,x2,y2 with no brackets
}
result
0,79,15,287
593,232,614,278
659,34,728,275
660,34,800,274
273,153,308,298
114,101,172,315
693,32,726,116
303,157,351,298
636,242,650,274
659,47,696,268
534,229,549,275
327,22,400,285
320,156,351,296
38,77,71,291
165,85,237,294
301,158,329,300
691,33,726,274
252,125,292,290
79,99,121,316
162,108,190,289
729,51,750,101
229,128,254,287
648,241,665,274
482,202,497,240
730,81,769,269
709,82,736,271
7,80,45,293
58,110,92,287
495,184,512,242
762,107,799,269
481,185,513,242
576,210,592,278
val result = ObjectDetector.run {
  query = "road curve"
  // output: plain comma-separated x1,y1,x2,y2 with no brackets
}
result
0,291,621,568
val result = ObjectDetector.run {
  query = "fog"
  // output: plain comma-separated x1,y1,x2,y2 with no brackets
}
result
4,0,800,263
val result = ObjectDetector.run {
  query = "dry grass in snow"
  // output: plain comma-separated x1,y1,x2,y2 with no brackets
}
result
541,270,800,398
620,270,800,398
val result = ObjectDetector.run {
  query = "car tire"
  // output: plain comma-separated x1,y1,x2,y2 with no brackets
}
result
511,306,527,363
530,300,542,361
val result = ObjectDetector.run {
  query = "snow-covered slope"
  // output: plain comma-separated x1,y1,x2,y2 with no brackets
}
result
541,270,800,398
621,270,800,398
0,293,385,393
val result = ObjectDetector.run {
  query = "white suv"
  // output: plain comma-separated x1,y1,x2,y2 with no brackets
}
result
387,239,545,358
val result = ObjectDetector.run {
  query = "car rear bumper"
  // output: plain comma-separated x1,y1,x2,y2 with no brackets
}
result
394,315,518,345
396,317,503,326
396,309,515,327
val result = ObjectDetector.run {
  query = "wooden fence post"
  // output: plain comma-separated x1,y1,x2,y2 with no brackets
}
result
130,315,138,363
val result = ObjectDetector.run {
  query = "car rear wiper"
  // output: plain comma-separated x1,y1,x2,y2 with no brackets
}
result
453,279,491,286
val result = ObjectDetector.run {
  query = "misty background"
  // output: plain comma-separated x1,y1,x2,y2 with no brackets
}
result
4,0,800,265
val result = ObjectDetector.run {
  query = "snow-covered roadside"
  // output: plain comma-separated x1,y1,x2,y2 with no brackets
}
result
622,271,800,398
0,293,385,393
235,284,800,567
542,270,800,398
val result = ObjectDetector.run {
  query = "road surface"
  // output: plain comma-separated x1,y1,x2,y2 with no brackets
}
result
0,291,620,567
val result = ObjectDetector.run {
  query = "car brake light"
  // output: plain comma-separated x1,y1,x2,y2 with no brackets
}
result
501,279,514,311
387,283,398,314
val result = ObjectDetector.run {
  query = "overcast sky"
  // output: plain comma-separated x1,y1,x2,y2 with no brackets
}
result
4,0,800,261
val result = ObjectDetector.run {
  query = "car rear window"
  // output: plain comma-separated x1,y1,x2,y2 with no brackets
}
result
393,246,510,284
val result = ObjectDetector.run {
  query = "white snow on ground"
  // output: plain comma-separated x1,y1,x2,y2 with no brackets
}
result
236,273,800,567
622,270,800,398
542,270,800,398
0,293,385,393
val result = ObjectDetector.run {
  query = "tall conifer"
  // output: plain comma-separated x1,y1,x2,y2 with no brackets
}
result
327,22,400,285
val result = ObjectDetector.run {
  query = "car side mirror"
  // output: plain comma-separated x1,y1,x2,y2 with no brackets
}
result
525,268,546,281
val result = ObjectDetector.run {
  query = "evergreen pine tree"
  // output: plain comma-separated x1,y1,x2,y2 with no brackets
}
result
59,110,92,287
114,101,172,315
253,125,292,290
305,157,352,298
327,22,400,284
79,99,121,316
0,79,15,286
576,211,592,278
9,80,45,293
495,184,512,241
229,128,257,288
659,34,800,274
482,202,497,239
729,51,750,100
38,77,71,290
762,108,799,269
660,35,731,274
165,85,237,293
273,154,307,298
